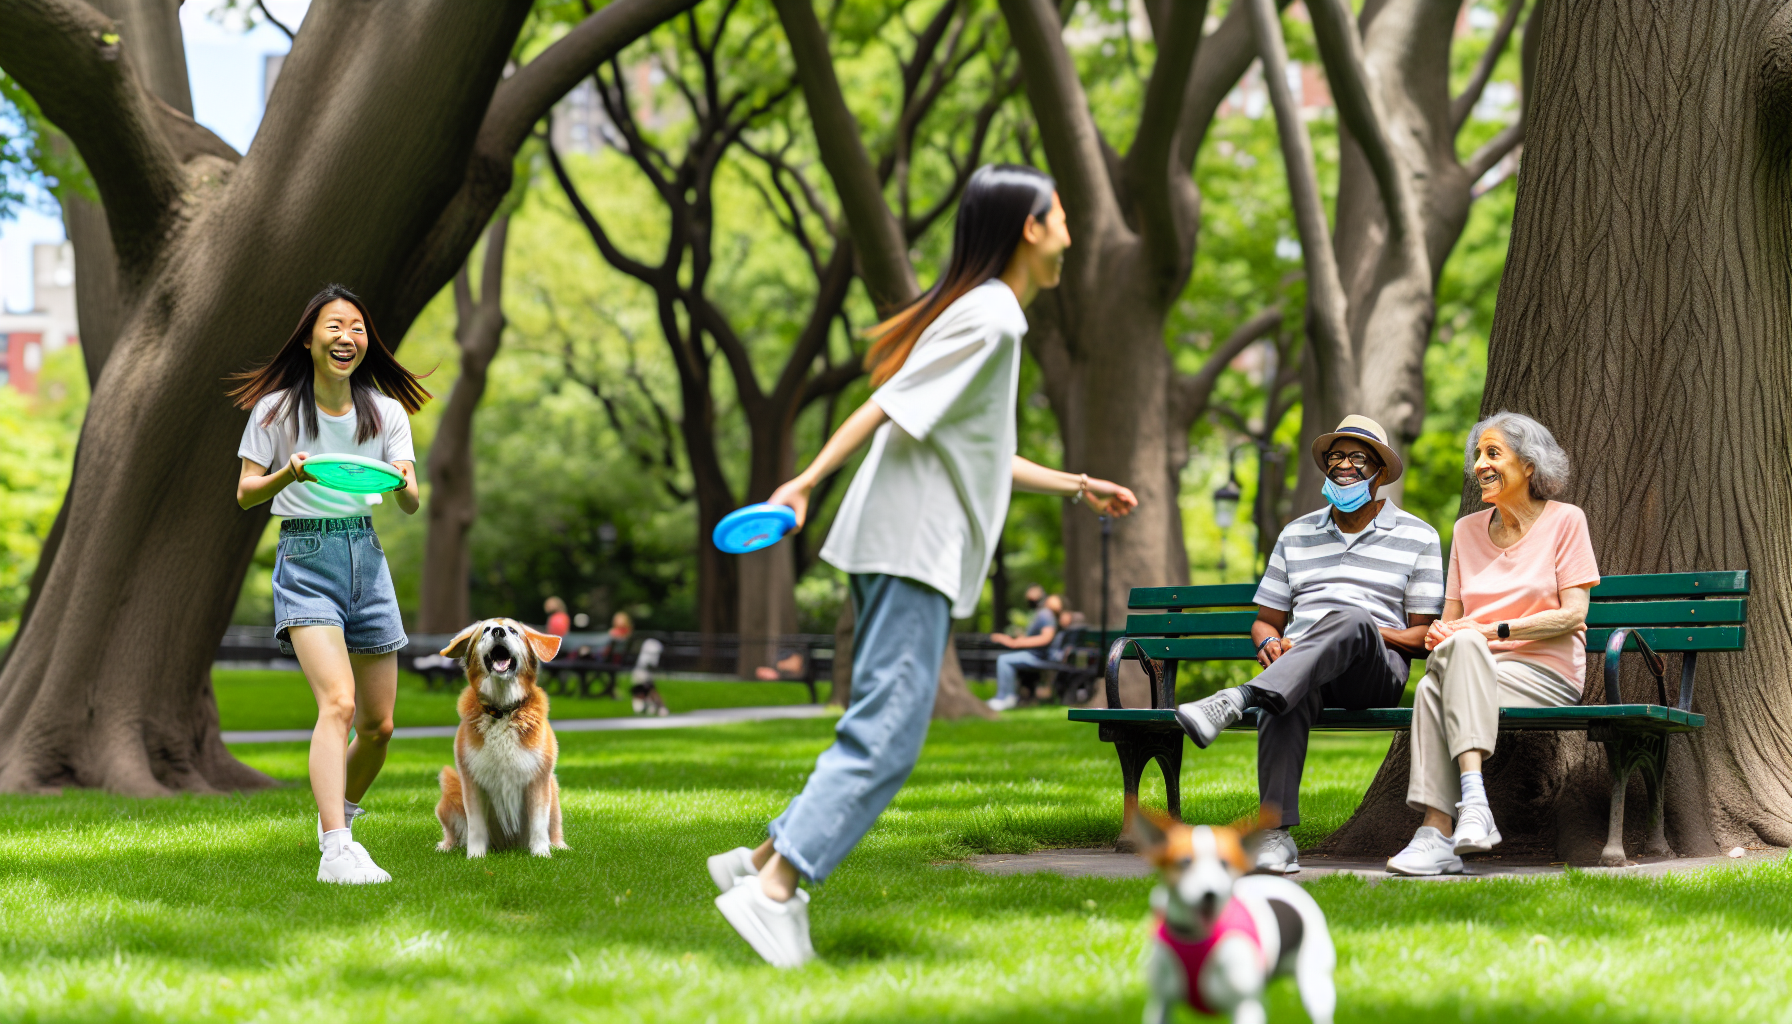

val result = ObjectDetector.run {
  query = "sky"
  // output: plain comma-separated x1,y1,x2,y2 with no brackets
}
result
0,0,308,313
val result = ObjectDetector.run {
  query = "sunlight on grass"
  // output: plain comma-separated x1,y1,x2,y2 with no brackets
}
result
0,712,1786,1022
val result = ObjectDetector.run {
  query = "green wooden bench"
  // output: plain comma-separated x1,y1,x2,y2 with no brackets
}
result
1069,571,1749,865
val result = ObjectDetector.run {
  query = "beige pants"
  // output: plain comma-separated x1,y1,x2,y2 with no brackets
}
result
1406,629,1581,814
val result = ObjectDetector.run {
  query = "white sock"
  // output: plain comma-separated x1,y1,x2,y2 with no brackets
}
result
344,798,362,824
1459,770,1488,807
321,827,351,859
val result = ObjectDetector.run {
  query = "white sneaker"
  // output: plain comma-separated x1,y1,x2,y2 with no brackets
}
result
1175,688,1246,749
317,840,393,884
1386,826,1465,876
715,877,814,968
1253,827,1300,874
707,847,758,892
1453,802,1503,854
986,696,1018,712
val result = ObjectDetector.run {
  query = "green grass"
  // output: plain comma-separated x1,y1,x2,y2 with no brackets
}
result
212,669,822,731
2,710,1788,1022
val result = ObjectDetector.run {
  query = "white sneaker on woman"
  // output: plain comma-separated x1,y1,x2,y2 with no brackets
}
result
985,696,1018,712
318,840,392,884
1386,826,1464,876
707,847,758,892
715,877,814,968
316,804,366,848
1453,802,1502,854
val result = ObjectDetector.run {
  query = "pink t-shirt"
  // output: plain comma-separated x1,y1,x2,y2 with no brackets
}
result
1446,501,1601,684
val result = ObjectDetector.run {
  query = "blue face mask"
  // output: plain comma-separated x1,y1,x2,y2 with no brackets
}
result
1322,476,1373,513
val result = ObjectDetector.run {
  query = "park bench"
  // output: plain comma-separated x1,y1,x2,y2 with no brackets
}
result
1009,626,1105,706
1070,571,1749,865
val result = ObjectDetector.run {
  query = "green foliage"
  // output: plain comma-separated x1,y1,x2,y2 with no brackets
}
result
0,71,95,218
0,347,87,649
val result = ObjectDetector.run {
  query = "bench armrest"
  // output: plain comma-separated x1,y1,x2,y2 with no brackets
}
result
1104,637,1168,709
1601,627,1668,706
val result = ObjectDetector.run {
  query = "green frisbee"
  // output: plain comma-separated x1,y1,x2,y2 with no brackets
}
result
302,454,406,494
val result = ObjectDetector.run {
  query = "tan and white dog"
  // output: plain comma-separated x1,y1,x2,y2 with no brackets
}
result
1131,810,1335,1024
436,618,568,858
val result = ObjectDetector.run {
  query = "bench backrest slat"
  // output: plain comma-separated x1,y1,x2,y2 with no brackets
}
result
1126,584,1260,609
1585,625,1747,653
1584,599,1747,626
1589,571,1750,599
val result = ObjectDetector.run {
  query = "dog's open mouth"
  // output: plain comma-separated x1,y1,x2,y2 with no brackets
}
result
485,647,516,675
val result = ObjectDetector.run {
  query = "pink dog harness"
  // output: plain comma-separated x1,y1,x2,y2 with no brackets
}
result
1156,899,1265,1014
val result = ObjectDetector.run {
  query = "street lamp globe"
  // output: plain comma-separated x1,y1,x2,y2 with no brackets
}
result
1213,478,1242,530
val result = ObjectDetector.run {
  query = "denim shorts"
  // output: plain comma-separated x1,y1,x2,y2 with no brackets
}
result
272,516,407,656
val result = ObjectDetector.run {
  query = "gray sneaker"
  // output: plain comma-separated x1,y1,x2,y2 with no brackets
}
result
1175,688,1246,749
1252,827,1300,874
1387,826,1465,876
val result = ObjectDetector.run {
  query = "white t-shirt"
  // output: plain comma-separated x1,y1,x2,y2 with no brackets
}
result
821,279,1027,618
237,390,416,519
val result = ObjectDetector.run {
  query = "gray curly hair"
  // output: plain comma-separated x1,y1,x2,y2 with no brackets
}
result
1465,411,1571,500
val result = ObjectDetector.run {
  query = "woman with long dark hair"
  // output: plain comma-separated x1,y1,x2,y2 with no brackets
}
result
707,165,1139,966
230,284,430,885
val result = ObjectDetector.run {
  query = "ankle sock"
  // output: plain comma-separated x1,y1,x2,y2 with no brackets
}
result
1459,770,1488,807
321,827,350,859
344,798,362,824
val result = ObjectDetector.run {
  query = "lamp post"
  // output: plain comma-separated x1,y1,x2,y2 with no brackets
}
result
1212,446,1245,580
1099,513,1112,649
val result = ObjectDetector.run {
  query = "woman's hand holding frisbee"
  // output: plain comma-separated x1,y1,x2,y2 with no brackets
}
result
287,452,317,484
767,476,812,530
1081,478,1138,517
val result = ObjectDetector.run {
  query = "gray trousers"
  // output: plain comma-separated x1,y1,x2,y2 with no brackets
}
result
1252,606,1408,826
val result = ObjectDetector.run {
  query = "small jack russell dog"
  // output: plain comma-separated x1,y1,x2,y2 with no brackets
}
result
436,618,569,858
1131,810,1336,1024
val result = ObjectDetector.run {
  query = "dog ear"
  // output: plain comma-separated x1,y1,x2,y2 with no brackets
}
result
518,624,562,663
1227,802,1281,836
441,622,483,660
1125,809,1171,858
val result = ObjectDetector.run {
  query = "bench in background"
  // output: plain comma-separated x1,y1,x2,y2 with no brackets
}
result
1070,571,1749,865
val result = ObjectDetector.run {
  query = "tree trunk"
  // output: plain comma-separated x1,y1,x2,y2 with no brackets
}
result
933,636,996,720
0,0,676,795
419,215,510,634
1324,0,1792,861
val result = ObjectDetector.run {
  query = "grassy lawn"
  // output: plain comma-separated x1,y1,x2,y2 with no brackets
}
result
212,669,824,731
3,709,1789,1022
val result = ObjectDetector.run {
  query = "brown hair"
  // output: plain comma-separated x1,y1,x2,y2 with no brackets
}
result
228,284,430,444
865,164,1055,386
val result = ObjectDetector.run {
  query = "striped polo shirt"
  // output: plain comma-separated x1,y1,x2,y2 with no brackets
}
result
1254,500,1445,643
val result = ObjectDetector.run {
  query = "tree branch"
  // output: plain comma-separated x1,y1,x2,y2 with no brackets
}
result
254,0,295,40
1124,0,1210,276
772,0,918,311
1175,305,1282,429
997,0,1127,245
544,137,662,286
1245,0,1355,404
0,0,186,278
1465,120,1523,185
1175,0,1278,170
1451,0,1524,135
1304,0,1411,242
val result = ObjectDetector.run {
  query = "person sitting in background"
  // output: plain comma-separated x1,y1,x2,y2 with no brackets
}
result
1386,411,1598,876
544,597,571,657
1172,415,1444,874
598,611,633,664
987,590,1063,711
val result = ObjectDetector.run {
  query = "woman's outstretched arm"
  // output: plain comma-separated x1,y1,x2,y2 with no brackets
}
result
1011,456,1139,517
767,400,890,527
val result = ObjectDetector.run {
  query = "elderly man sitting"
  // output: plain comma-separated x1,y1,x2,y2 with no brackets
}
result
1175,415,1444,873
987,590,1062,711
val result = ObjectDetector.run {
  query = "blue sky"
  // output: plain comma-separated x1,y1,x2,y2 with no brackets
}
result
1,1,307,312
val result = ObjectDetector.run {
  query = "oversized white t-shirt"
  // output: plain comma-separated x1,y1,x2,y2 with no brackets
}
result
237,390,415,519
821,279,1027,618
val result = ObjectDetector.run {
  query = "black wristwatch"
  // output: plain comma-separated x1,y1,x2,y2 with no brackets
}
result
1497,622,1511,640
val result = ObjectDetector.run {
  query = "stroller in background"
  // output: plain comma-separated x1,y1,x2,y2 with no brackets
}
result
630,638,667,716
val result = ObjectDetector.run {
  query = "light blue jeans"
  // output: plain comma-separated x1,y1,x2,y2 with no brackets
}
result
995,650,1055,700
768,573,949,882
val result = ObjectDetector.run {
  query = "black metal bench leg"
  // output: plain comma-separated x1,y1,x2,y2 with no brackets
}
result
1104,726,1185,852
1641,738,1672,858
1598,728,1668,866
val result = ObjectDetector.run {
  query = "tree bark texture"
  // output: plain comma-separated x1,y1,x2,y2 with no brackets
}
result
1000,0,1266,632
0,0,675,795
1324,0,1792,861
419,216,509,635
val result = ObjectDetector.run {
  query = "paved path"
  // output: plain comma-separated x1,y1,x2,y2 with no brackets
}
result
960,846,1787,881
221,704,833,745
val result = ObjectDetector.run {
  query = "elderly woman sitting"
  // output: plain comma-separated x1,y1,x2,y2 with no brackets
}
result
1386,411,1600,876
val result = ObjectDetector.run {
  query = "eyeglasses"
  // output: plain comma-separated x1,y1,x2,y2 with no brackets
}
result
1324,450,1381,470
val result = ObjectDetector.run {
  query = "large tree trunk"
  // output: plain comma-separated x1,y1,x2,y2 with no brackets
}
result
1324,0,1792,861
419,216,509,634
0,0,678,795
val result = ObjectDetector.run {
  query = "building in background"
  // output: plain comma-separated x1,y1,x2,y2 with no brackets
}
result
0,242,79,393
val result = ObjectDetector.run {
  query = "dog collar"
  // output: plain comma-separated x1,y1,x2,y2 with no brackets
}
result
482,698,526,719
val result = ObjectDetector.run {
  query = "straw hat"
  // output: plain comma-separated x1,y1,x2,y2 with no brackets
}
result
1310,415,1403,486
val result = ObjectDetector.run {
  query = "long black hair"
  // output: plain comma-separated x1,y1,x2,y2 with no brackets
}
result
228,284,430,443
865,164,1055,386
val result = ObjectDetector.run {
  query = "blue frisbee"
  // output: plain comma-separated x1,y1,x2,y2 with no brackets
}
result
713,503,798,554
